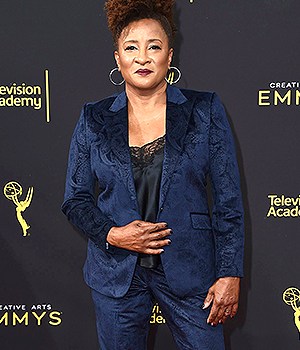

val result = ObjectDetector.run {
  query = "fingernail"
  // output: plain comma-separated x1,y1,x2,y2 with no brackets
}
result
160,249,165,253
168,239,171,245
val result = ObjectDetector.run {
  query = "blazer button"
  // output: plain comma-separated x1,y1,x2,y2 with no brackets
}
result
160,207,164,212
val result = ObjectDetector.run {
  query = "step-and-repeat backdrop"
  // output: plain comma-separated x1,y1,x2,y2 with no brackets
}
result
1,1,299,349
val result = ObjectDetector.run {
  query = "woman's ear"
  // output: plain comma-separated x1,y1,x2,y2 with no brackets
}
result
114,50,120,70
168,48,174,69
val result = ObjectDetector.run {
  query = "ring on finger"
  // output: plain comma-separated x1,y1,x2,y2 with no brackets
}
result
225,309,230,315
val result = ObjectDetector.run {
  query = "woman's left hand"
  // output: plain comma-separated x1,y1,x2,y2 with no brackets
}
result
203,277,240,326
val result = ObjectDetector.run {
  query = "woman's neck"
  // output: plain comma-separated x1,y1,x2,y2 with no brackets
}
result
126,83,167,147
126,82,167,118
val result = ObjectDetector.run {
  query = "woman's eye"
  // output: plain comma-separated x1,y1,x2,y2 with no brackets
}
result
125,45,137,51
149,45,162,50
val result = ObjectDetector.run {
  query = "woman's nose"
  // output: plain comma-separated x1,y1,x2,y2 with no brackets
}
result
135,50,151,65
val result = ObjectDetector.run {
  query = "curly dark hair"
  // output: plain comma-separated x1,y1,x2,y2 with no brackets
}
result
104,0,176,48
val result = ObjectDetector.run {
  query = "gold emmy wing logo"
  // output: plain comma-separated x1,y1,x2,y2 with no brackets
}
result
3,181,34,236
283,287,300,336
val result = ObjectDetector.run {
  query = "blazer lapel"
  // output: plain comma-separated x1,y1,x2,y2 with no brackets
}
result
159,88,195,210
100,93,138,203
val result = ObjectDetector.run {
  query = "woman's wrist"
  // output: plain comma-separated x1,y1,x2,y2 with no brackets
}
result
107,226,118,246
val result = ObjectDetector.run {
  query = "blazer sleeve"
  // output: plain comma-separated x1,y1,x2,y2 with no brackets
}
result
61,104,116,250
208,93,244,278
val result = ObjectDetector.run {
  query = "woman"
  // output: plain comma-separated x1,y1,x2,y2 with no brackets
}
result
62,0,244,349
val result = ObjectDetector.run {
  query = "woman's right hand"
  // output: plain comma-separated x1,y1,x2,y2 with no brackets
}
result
106,220,172,254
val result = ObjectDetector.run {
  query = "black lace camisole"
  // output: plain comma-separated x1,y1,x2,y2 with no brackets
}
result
130,135,165,268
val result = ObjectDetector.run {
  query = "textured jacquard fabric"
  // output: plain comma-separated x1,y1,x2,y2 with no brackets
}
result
61,104,116,248
61,85,244,298
92,264,225,350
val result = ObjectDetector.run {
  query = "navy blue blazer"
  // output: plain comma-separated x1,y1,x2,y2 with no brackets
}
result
62,85,244,298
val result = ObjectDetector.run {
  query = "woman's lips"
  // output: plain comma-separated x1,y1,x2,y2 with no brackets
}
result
135,69,153,76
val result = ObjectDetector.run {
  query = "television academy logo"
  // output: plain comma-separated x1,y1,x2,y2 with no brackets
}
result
150,303,166,324
0,70,51,122
266,194,300,218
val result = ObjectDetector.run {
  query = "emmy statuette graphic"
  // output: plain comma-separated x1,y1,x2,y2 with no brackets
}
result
283,287,300,339
3,181,34,236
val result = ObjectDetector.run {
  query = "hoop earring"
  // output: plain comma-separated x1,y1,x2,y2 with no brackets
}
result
109,67,125,86
165,66,181,85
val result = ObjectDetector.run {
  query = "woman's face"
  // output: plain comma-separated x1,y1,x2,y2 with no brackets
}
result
115,18,173,92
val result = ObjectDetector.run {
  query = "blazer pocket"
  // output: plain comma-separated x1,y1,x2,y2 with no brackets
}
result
190,213,212,230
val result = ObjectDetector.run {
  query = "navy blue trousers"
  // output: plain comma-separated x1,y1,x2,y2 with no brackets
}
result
91,263,224,350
